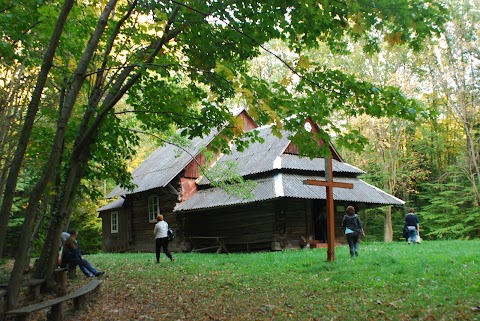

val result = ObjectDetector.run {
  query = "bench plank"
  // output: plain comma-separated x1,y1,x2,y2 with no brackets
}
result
0,279,45,301
25,279,45,301
6,279,102,321
62,279,102,301
0,279,45,288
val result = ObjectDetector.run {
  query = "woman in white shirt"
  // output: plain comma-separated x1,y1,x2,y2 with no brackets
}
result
153,215,174,263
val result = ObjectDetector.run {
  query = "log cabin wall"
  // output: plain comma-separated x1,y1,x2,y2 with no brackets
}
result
100,192,362,253
335,204,347,243
276,199,354,249
100,207,130,252
129,187,181,252
181,198,348,252
183,198,315,251
183,201,277,251
101,181,184,253
272,198,311,250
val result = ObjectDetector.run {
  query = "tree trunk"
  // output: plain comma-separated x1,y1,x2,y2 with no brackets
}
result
0,64,31,223
33,0,143,283
383,207,393,242
0,0,75,259
5,0,117,309
35,2,182,283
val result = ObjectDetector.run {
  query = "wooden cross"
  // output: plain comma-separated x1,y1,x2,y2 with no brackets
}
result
304,157,353,261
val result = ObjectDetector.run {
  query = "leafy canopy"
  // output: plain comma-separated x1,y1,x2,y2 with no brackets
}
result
1,0,448,196
121,0,446,163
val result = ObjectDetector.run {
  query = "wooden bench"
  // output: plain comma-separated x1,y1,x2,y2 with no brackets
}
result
190,236,229,253
0,279,45,301
6,278,102,321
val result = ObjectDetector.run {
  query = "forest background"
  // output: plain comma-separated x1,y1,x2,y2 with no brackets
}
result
1,0,479,256
1,0,479,310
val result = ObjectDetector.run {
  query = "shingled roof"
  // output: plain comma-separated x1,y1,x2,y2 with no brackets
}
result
175,173,404,212
176,126,404,211
198,126,364,185
100,123,404,212
106,130,217,198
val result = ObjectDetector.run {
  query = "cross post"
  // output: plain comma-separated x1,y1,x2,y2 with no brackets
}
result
304,157,353,261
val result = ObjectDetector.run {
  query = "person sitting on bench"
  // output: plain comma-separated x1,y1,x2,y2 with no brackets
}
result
62,229,104,278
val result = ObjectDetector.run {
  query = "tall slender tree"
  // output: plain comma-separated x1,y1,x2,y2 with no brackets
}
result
0,0,76,260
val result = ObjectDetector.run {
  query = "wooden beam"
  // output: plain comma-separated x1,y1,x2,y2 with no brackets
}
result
303,157,354,262
303,179,354,189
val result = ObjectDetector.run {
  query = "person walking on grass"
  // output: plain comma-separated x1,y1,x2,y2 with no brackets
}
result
404,208,420,244
342,205,365,257
153,214,175,263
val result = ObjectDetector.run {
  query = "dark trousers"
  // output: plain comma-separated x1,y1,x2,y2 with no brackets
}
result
155,237,173,262
78,258,99,277
346,233,360,257
64,254,98,277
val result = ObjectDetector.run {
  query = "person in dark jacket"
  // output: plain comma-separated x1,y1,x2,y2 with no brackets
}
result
62,230,104,277
404,208,420,244
342,205,365,257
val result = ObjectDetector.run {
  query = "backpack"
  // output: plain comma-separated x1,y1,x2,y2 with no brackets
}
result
167,228,175,241
344,215,361,236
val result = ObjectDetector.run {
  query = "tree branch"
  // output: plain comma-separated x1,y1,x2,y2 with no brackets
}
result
171,0,326,91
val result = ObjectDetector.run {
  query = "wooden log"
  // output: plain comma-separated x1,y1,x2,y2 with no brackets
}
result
48,301,64,321
0,279,45,302
73,295,87,310
54,268,68,296
67,264,77,279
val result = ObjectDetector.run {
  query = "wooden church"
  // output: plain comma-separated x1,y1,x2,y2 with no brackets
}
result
98,109,404,253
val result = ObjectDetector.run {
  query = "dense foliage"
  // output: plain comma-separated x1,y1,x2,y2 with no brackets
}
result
336,0,480,240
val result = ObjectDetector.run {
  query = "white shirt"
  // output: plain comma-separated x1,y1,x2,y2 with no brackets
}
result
153,221,168,239
61,232,70,246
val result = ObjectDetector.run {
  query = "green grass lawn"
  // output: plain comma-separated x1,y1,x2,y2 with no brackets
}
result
78,240,480,321
2,240,479,320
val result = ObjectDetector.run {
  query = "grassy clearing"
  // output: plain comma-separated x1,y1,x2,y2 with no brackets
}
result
81,240,480,321
2,240,480,320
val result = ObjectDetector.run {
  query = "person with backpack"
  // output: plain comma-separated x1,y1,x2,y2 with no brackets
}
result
342,205,365,257
153,215,175,263
404,208,420,244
